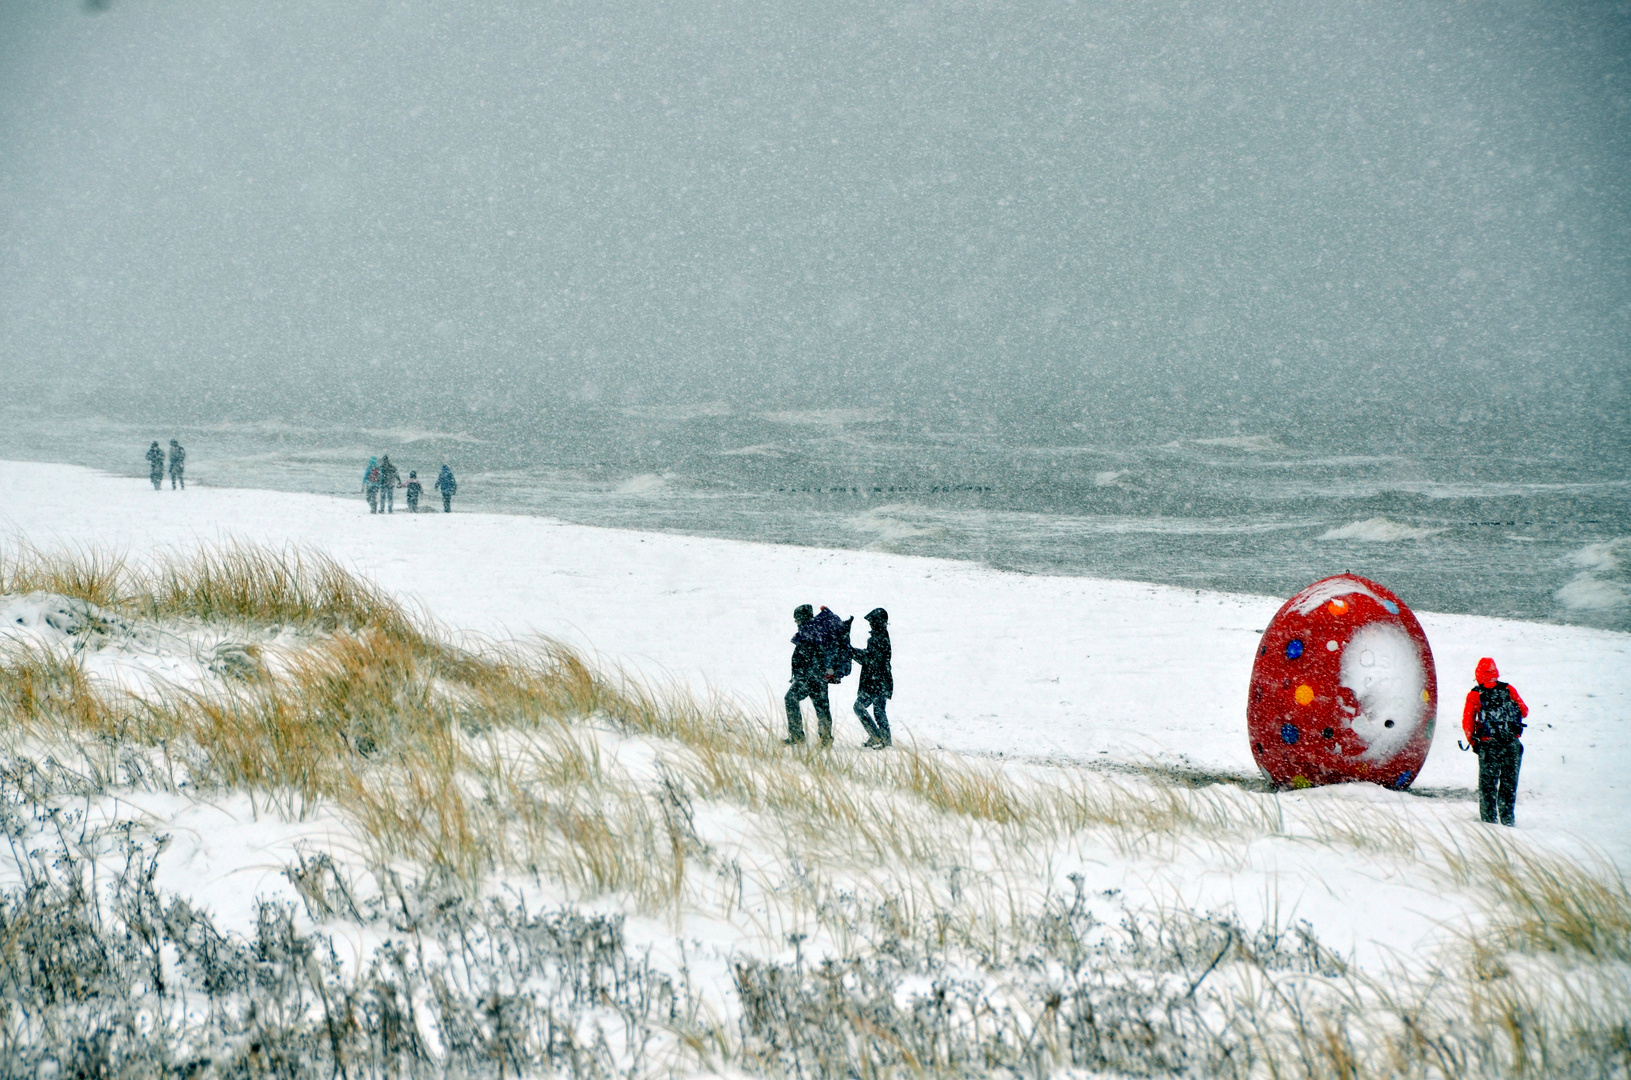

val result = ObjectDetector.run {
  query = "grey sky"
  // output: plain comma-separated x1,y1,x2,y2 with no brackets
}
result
1,0,1626,431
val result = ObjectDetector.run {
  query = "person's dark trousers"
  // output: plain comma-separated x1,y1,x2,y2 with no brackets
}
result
1476,741,1523,826
853,693,890,745
784,677,832,744
442,493,452,512
151,473,162,490
407,494,419,513
382,488,394,513
170,470,184,490
367,489,378,513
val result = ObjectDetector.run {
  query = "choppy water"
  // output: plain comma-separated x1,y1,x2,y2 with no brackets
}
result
1,404,1626,631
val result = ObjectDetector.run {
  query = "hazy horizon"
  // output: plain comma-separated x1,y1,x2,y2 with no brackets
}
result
2,0,1627,443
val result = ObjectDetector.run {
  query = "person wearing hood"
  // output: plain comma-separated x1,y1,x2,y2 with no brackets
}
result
784,604,835,747
405,471,423,512
1462,657,1529,827
146,442,165,490
363,457,381,513
435,464,457,512
378,455,401,513
167,439,186,489
851,608,893,749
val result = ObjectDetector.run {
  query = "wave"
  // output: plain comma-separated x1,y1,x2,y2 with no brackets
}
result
1319,518,1444,542
1165,434,1287,453
616,473,670,494
1556,538,1631,612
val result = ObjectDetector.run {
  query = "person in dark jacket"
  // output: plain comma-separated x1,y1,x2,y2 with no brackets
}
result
146,442,165,490
1461,657,1529,827
405,471,423,512
364,457,381,513
435,464,457,512
377,456,401,513
851,607,893,748
784,604,834,747
167,440,186,489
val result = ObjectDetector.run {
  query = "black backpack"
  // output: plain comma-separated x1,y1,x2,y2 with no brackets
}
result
1475,682,1526,744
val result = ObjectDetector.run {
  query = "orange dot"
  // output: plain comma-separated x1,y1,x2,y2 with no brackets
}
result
1327,599,1349,616
1294,684,1315,706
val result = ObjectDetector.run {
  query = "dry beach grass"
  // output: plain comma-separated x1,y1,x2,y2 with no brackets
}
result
0,540,1627,1077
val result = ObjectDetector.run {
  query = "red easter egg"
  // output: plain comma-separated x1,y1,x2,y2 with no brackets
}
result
1248,574,1437,790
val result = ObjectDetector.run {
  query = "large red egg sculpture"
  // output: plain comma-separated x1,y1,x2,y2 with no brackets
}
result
1248,574,1437,790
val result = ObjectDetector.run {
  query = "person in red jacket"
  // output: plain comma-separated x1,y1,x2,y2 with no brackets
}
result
1461,657,1528,826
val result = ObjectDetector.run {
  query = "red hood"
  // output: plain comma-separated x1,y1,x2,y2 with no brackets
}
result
1475,657,1499,687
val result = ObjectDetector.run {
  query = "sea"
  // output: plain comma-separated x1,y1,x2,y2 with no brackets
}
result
1,402,1626,632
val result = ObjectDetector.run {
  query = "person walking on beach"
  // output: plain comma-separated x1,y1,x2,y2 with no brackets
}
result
851,607,893,749
146,442,164,490
405,471,423,513
167,440,186,489
435,464,457,512
784,604,835,747
364,457,381,513
1462,657,1529,827
378,455,401,514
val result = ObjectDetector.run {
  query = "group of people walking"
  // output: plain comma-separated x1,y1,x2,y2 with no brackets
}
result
364,456,456,514
784,604,893,749
145,440,185,490
131,433,1534,828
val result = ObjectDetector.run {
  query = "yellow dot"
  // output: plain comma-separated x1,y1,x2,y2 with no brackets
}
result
1422,689,1431,702
1290,775,1312,790
1294,684,1315,706
1328,599,1349,616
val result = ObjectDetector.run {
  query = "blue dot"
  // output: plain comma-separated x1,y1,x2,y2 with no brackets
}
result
1285,640,1304,659
1393,771,1413,789
1280,724,1300,745
1381,600,1399,615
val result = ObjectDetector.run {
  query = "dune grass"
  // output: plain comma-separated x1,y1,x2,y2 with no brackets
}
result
1,539,1628,1077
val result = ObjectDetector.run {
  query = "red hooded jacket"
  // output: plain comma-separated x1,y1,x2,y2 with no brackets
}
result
1462,657,1528,744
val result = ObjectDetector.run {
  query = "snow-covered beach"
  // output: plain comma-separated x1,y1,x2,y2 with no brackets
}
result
2,458,1628,1076
5,459,1626,857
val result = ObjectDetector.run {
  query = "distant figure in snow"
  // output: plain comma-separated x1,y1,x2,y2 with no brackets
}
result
405,471,423,513
377,456,401,513
146,442,164,490
434,464,457,512
784,604,834,746
851,607,893,749
364,457,381,513
1462,657,1528,827
167,440,185,489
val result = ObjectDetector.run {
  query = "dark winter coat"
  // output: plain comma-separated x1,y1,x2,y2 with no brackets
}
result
853,626,892,698
167,443,185,473
378,459,401,489
146,444,164,475
435,466,457,495
406,480,423,501
789,636,823,682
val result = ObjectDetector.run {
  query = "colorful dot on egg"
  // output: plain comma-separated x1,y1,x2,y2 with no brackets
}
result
1381,600,1399,615
1422,689,1431,702
1327,599,1349,616
1285,640,1304,659
1325,640,1339,651
1281,723,1301,745
1294,684,1315,705
1290,775,1312,790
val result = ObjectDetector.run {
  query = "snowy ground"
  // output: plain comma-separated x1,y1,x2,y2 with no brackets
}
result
2,458,1628,980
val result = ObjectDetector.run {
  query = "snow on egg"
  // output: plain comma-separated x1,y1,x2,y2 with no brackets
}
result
1247,574,1437,790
